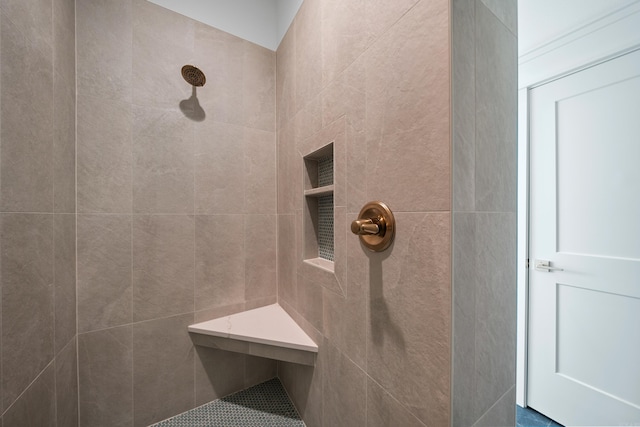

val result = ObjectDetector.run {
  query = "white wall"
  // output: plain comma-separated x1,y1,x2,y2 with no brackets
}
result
518,0,638,55
147,0,302,51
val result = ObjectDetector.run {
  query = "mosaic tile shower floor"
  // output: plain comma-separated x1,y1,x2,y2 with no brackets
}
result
150,378,305,427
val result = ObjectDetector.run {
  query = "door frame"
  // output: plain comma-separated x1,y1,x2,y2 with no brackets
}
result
516,1,640,407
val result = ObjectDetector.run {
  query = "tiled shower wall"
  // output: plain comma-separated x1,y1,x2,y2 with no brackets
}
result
452,0,517,426
75,0,278,425
276,0,453,426
0,0,78,424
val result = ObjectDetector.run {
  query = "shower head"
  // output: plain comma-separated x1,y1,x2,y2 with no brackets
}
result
181,65,206,87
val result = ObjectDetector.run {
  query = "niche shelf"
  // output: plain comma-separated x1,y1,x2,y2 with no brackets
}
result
303,143,334,271
188,304,318,366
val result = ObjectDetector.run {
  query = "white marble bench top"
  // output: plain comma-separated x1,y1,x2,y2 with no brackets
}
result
188,303,318,353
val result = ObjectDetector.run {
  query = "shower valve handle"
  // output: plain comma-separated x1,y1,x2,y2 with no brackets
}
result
351,201,395,252
351,218,383,235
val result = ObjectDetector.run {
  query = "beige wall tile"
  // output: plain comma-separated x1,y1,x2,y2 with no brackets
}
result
0,17,53,213
276,21,296,129
194,346,245,406
54,214,76,353
276,120,299,214
243,42,276,132
1,214,54,411
367,378,427,427
78,326,133,427
245,215,277,300
244,127,276,214
53,77,76,213
132,106,195,214
366,212,451,425
365,0,450,213
77,214,132,333
77,96,132,213
320,0,368,87
2,364,56,427
76,0,131,103
132,215,195,322
133,314,195,427
195,215,245,310
323,344,366,427
365,0,420,44
294,0,322,112
2,0,52,53
195,121,244,214
55,337,79,427
277,214,298,306
133,0,195,110
194,23,243,126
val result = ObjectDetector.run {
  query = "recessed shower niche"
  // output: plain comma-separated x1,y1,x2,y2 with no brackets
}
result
303,143,335,272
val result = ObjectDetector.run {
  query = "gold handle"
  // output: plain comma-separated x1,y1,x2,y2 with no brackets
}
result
351,201,395,252
351,218,381,235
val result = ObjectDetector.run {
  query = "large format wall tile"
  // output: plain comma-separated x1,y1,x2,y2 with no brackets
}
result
365,0,420,44
474,212,516,418
195,215,245,310
53,0,75,87
276,21,296,129
76,0,132,103
78,326,133,427
277,214,297,305
320,0,367,87
0,17,53,213
2,363,56,427
295,0,322,112
451,1,518,425
133,215,195,322
367,378,427,427
194,23,243,126
244,215,277,301
366,212,451,425
194,346,245,406
77,96,132,213
55,338,79,427
452,0,476,212
475,2,517,213
133,314,195,427
54,214,76,353
474,385,516,427
53,75,76,213
481,0,517,36
132,0,195,110
1,214,54,411
195,121,244,214
365,0,450,213
1,0,52,53
243,42,276,132
132,106,194,214
452,212,477,427
323,344,366,427
322,229,367,369
77,214,132,333
244,127,276,214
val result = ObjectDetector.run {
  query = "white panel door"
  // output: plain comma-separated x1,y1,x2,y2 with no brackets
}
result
528,49,640,426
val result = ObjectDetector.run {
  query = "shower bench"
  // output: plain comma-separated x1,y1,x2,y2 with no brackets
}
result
188,304,318,366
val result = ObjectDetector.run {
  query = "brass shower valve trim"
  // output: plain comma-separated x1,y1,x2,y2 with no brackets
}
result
350,201,395,252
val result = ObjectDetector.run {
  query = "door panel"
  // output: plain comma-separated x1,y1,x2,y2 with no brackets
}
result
528,49,640,426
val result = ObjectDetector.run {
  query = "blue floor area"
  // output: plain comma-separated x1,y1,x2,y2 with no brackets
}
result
151,378,305,427
517,405,563,427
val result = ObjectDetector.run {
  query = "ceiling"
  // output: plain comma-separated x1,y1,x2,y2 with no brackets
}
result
147,0,303,51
